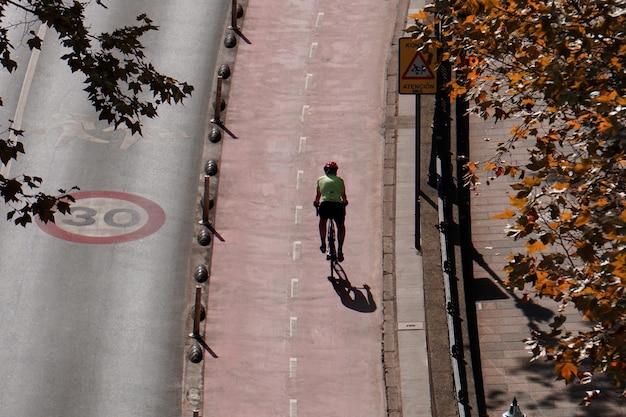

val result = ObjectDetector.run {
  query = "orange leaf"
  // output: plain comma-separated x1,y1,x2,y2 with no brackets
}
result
493,209,516,219
526,239,547,254
509,195,528,209
573,210,591,227
552,182,570,190
555,361,578,383
522,177,542,187
484,162,497,171
409,10,428,20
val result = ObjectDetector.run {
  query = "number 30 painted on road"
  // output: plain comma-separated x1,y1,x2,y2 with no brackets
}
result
37,191,166,244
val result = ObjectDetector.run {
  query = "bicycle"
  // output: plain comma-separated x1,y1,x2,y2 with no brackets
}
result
325,216,338,263
315,203,342,281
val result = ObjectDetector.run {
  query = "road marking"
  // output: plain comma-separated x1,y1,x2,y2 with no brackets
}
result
299,137,306,154
51,113,189,149
290,399,298,417
290,357,298,377
290,317,297,337
315,12,324,27
1,24,47,178
300,105,310,122
292,241,302,260
37,190,166,244
296,170,304,190
295,206,303,224
304,73,313,90
291,278,298,298
309,42,318,59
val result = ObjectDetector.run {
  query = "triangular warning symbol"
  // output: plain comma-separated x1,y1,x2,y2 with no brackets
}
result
402,52,435,79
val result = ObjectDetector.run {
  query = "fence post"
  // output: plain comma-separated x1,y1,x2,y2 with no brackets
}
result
189,286,202,338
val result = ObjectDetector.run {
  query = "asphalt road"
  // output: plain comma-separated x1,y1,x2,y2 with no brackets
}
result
0,1,228,416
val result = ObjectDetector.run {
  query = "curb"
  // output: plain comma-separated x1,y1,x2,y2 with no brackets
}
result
382,1,412,416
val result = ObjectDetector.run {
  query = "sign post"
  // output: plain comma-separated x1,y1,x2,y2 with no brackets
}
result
398,38,437,251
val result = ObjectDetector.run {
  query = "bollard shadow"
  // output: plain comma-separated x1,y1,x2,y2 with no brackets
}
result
327,262,377,313
191,334,219,359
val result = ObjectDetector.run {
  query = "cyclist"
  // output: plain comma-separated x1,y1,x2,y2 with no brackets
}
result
314,161,348,262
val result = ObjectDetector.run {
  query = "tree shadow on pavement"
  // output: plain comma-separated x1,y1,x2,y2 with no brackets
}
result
485,356,626,417
327,261,376,313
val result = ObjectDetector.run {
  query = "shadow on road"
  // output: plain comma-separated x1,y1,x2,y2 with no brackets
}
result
326,261,376,313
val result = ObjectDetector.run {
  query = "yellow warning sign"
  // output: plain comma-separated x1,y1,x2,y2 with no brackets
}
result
399,37,437,94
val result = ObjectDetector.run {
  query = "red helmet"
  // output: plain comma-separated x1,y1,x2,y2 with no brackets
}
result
324,161,338,173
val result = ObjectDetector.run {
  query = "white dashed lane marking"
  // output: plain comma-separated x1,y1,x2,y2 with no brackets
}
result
299,137,306,154
295,206,303,224
290,317,297,337
315,12,324,27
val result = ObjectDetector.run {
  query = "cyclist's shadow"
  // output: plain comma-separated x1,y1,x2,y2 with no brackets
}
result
327,262,377,313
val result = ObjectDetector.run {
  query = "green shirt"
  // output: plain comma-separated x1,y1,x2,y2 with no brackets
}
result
317,174,345,202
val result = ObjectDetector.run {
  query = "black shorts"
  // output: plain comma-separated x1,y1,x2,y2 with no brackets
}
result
319,201,346,225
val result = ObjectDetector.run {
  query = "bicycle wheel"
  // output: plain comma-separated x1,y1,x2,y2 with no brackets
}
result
327,219,337,262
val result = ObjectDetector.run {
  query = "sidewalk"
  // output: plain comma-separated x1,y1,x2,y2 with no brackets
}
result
390,2,626,417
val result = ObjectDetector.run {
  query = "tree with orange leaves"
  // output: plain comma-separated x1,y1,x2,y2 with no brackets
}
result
407,0,626,403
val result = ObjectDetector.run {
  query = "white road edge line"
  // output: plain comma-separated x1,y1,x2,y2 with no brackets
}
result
1,24,47,178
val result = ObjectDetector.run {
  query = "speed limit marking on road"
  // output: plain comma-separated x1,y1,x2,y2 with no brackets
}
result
37,191,166,244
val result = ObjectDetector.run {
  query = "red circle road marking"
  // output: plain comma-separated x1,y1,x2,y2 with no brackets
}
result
37,191,166,244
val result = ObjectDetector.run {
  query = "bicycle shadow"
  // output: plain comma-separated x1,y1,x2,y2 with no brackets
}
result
327,262,377,313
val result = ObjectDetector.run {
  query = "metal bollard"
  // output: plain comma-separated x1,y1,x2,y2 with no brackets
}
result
188,343,203,363
224,33,237,48
217,63,231,80
205,160,218,177
194,265,208,283
208,128,222,143
197,228,211,246
502,397,526,417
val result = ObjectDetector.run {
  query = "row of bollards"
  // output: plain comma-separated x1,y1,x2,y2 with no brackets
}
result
210,0,250,140
187,1,249,416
